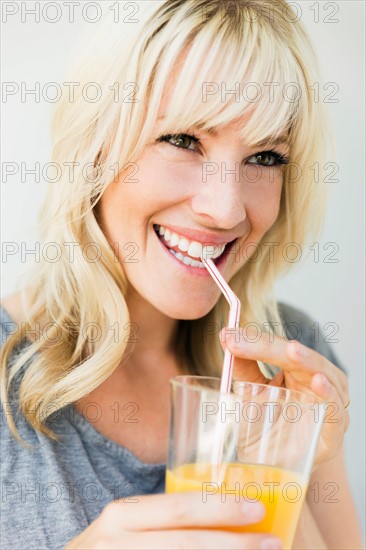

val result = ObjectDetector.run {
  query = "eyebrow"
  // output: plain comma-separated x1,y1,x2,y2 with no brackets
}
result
157,117,289,147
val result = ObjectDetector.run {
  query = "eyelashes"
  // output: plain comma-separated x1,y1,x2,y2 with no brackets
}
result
156,132,200,151
248,151,289,166
156,133,289,166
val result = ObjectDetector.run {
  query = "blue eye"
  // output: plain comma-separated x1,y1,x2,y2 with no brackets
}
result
247,151,289,167
156,133,200,151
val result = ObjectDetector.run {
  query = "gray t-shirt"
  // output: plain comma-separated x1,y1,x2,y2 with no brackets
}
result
0,303,345,550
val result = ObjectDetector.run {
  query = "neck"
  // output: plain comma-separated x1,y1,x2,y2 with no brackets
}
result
121,286,182,377
126,286,179,353
74,287,184,415
73,288,184,461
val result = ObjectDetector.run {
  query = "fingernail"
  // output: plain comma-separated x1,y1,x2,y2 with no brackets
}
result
224,334,237,348
225,332,233,344
241,501,264,521
260,538,283,550
297,343,309,357
320,374,332,392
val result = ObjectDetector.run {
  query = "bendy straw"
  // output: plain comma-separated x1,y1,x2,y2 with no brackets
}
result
201,256,241,394
201,252,241,464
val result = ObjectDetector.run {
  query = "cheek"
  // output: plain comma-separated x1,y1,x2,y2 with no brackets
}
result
133,146,202,204
109,148,198,212
96,150,193,240
244,176,283,230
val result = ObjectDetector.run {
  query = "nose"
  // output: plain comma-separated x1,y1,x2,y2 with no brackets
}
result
190,160,247,229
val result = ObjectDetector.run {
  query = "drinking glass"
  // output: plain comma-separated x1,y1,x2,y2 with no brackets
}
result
165,375,325,549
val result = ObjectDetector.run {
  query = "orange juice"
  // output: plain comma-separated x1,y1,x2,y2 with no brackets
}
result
166,462,307,549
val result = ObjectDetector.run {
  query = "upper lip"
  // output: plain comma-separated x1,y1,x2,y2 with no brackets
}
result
154,223,241,245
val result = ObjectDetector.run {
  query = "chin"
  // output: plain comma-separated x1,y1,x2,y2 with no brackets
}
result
159,299,216,321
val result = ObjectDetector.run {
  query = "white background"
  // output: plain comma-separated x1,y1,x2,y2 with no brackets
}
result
1,0,365,537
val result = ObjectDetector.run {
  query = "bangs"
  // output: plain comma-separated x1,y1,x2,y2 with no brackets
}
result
148,9,307,149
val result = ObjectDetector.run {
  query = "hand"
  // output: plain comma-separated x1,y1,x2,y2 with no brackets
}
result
64,492,283,549
220,327,350,466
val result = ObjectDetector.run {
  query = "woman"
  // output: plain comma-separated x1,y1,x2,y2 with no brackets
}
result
1,0,363,548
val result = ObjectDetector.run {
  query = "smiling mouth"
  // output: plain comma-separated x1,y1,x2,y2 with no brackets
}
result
153,224,237,269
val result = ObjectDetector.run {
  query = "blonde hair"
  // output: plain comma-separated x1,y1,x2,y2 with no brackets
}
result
1,0,331,445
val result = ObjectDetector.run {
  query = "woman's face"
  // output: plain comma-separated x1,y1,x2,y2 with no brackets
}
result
97,106,288,320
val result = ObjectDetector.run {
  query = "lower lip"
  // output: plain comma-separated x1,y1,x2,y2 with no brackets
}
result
154,227,237,277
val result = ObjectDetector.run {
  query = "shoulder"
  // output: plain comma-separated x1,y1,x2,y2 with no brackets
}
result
1,296,32,403
277,302,346,373
278,302,317,340
0,304,33,440
1,300,18,345
1,292,27,347
1,292,26,327
1,292,27,350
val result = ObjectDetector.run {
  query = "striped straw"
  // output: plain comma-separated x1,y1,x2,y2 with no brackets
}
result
201,255,241,464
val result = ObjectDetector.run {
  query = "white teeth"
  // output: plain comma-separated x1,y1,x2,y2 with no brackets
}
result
155,224,227,267
187,241,203,259
170,233,180,247
177,238,189,252
202,244,225,260
169,248,206,268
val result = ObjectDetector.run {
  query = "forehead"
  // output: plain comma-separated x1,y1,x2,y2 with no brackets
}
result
154,40,297,146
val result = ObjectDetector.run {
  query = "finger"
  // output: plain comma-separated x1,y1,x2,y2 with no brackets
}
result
106,493,265,531
311,373,350,421
310,374,350,463
220,328,268,384
268,368,285,388
286,344,348,405
125,530,283,550
224,328,347,398
233,356,268,384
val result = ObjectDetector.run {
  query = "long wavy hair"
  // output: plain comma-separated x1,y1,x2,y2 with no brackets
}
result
1,0,331,445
